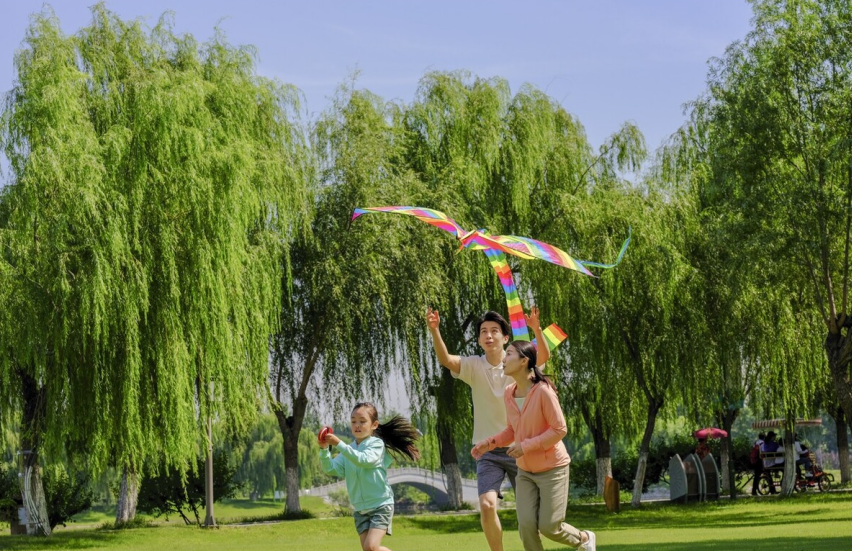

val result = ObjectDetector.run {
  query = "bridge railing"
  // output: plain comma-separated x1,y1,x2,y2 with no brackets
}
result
299,467,477,496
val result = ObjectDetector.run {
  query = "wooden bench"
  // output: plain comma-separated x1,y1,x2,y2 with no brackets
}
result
760,451,785,470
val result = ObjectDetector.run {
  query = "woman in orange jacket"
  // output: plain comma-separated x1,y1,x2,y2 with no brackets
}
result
473,340,596,551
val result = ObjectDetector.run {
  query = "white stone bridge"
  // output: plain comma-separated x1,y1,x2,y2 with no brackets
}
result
300,467,505,510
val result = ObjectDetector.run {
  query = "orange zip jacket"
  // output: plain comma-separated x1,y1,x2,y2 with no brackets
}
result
487,381,570,473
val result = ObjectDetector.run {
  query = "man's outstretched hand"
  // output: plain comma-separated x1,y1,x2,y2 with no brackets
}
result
426,307,441,330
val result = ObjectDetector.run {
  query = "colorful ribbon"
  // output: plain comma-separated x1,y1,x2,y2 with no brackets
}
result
484,249,530,341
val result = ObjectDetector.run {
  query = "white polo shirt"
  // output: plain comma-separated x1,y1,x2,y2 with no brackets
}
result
452,354,511,444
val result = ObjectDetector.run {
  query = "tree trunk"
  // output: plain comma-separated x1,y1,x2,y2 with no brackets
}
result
115,467,139,524
587,411,612,496
832,406,850,484
20,461,50,536
717,408,738,499
437,415,464,508
275,394,308,514
204,416,216,527
596,456,613,497
19,370,50,536
719,442,730,492
780,429,797,496
825,331,852,440
631,398,662,507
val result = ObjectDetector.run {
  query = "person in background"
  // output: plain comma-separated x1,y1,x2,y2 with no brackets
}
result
750,432,766,496
793,434,813,480
695,437,710,460
761,431,781,495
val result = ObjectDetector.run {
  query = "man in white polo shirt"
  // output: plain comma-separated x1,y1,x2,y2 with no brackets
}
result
427,307,550,551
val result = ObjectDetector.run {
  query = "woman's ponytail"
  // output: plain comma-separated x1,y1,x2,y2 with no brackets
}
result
510,340,556,391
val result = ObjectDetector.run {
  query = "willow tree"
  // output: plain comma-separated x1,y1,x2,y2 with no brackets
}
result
558,346,640,496
512,113,648,498
487,90,649,496
501,103,699,507
401,74,654,502
692,0,852,433
544,185,645,497
538,182,704,507
0,5,308,529
658,117,826,497
270,85,447,513
400,72,517,506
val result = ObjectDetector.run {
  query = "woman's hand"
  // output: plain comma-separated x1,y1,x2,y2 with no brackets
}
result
471,439,490,460
507,443,525,458
524,307,542,332
324,434,341,447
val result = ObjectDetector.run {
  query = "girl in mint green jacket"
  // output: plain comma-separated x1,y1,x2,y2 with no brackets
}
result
320,402,420,551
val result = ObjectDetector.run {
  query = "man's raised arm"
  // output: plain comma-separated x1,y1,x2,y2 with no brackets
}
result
427,308,461,374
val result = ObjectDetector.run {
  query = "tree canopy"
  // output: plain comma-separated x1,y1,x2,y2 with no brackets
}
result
0,4,310,475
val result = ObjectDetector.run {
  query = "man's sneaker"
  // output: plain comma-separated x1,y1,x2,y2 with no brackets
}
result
580,530,596,551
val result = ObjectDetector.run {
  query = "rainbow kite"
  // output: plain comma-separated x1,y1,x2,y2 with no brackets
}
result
351,206,629,348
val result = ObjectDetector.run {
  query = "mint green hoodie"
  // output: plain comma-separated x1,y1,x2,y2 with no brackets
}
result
319,436,394,511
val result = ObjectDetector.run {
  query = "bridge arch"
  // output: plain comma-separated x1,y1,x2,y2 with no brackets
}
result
300,467,486,509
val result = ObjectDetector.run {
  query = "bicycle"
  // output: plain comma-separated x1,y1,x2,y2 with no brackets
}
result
755,454,833,495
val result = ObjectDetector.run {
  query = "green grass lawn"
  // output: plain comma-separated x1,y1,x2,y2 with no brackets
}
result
1,492,850,550
46,496,337,529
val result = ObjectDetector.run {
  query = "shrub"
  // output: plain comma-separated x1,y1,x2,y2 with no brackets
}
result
0,466,19,523
136,451,242,525
43,466,94,529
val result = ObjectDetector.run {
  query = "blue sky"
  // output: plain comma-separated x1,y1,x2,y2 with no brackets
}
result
1,1,754,154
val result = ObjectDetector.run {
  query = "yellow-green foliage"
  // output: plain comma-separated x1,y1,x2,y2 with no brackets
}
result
0,4,310,475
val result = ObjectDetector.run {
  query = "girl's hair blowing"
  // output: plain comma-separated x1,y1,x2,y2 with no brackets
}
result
353,402,421,461
509,340,556,391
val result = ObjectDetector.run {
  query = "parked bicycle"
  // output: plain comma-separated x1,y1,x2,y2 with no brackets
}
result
756,452,833,495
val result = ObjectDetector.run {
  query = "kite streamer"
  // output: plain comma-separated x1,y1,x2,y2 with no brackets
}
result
484,248,531,341
351,206,629,351
352,206,602,275
541,324,569,351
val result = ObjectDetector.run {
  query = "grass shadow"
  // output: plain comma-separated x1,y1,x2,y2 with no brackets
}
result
0,530,123,550
402,492,850,535
216,498,285,511
602,535,852,551
401,510,517,533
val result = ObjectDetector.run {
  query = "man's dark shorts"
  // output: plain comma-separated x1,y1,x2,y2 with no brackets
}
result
477,447,518,497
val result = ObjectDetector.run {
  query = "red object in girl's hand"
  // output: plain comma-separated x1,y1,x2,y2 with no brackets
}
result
318,426,333,443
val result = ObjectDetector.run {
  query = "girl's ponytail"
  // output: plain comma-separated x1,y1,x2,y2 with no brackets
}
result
374,415,421,461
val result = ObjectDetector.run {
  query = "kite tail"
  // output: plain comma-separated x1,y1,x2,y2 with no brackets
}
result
483,249,531,342
578,227,631,270
534,323,568,351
